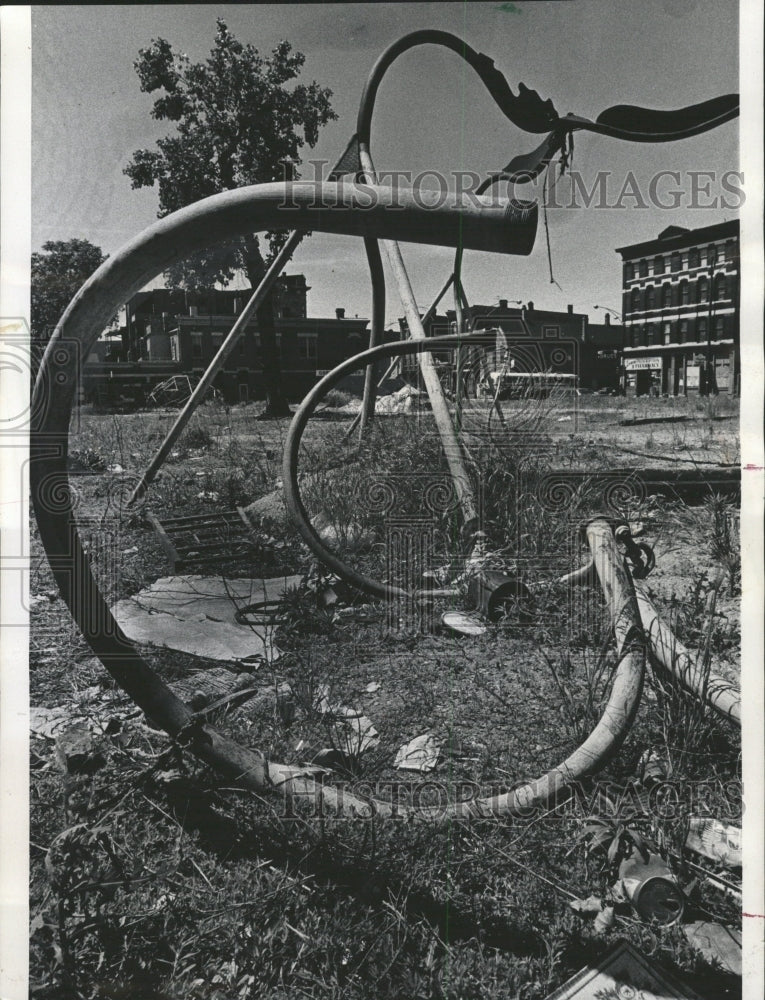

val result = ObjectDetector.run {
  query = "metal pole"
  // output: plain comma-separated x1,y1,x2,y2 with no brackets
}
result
358,145,479,527
127,230,303,505
342,272,455,440
359,237,385,436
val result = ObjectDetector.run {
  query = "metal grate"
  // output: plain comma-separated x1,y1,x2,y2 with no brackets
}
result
147,508,255,573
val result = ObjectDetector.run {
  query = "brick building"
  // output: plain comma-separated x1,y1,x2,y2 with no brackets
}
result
84,275,375,405
617,220,739,395
399,299,625,391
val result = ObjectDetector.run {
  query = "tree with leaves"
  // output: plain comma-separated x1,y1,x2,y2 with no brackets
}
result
124,19,337,417
31,238,107,344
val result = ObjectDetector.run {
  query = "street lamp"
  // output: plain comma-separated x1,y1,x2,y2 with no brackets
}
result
593,304,622,321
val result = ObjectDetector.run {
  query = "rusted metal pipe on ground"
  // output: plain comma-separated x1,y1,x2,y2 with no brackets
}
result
634,585,741,725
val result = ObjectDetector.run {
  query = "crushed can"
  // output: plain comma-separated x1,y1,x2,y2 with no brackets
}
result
467,570,531,622
618,851,685,926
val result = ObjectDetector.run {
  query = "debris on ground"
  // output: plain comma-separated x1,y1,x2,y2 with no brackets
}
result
682,920,742,976
394,733,441,772
168,667,255,709
310,511,374,551
617,851,685,926
338,384,425,416
568,895,604,916
441,610,487,636
684,817,742,868
332,707,380,754
54,725,105,775
544,940,703,1000
111,575,301,664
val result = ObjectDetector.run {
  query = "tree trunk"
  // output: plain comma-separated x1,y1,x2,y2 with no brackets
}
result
256,288,291,418
245,250,291,419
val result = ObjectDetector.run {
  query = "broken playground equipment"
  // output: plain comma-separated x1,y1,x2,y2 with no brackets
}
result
31,30,740,817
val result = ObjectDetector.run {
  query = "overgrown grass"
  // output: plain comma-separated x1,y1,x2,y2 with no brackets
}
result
32,395,742,999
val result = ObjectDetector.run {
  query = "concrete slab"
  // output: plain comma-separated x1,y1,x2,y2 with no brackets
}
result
112,574,302,664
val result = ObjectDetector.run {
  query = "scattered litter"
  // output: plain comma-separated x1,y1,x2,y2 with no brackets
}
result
335,711,379,753
311,512,373,551
112,575,301,664
618,852,684,926
569,895,604,916
55,725,105,775
544,940,702,1000
107,463,124,473
31,706,86,740
685,817,741,868
683,921,742,977
121,546,139,555
592,905,615,935
637,748,667,785
441,611,487,636
295,739,305,752
556,416,572,423
365,681,381,694
395,733,441,772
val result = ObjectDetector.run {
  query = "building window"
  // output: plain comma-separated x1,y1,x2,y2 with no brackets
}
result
625,262,635,281
714,317,725,340
638,259,648,278
689,248,700,268
680,281,690,306
714,275,727,300
632,327,641,348
697,318,708,341
646,286,656,310
646,324,656,345
170,336,178,361
211,332,224,352
662,285,672,308
298,336,317,362
191,333,203,361
679,320,689,343
670,252,681,273
654,255,665,275
697,276,709,303
725,240,736,262
707,245,717,266
663,322,672,344
630,288,641,312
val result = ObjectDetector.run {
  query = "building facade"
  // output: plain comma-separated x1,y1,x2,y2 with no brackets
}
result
617,220,739,395
83,276,375,405
399,299,625,391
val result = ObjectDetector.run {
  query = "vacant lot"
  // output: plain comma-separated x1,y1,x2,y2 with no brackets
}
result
30,391,741,999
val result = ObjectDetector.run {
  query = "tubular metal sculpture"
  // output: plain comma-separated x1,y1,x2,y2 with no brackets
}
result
31,30,740,817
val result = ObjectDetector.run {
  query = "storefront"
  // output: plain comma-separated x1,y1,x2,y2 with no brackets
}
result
623,356,662,396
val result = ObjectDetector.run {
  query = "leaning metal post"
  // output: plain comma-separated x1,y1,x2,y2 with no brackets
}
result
359,145,480,530
127,229,303,506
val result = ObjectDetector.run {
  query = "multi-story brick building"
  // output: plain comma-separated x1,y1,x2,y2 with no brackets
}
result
398,299,625,392
617,220,739,395
84,276,377,405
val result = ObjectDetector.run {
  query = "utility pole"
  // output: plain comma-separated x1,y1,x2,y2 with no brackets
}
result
705,247,718,396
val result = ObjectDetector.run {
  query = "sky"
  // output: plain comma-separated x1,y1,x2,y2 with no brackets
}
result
31,1,741,326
